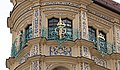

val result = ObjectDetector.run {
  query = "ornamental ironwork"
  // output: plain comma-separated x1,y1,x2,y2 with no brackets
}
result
47,17,74,46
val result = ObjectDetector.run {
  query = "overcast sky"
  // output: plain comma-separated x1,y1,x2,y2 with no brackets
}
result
0,0,120,70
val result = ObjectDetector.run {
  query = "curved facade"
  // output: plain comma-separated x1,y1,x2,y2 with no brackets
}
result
6,0,120,70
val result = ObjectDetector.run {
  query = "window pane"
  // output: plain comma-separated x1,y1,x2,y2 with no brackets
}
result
88,27,96,42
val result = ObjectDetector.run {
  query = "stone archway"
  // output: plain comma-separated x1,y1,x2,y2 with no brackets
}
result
53,67,69,70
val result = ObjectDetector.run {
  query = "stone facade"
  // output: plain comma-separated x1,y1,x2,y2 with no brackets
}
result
6,0,120,70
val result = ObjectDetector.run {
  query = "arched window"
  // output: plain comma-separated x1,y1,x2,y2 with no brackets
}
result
48,17,72,40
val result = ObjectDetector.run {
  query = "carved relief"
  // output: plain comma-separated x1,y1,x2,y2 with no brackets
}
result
81,46,90,58
50,46,72,56
92,56,106,67
115,26,120,53
39,62,42,70
46,64,53,70
81,11,88,40
71,64,76,70
39,10,42,37
30,44,39,56
33,9,42,38
19,52,30,64
31,61,39,70
81,62,90,70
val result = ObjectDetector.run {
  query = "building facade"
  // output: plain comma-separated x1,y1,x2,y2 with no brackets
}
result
6,0,120,70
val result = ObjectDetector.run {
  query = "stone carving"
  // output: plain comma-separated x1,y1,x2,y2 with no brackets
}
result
81,62,90,70
19,52,30,64
33,10,39,38
116,27,120,53
84,63,89,70
72,64,76,70
50,46,72,56
39,62,42,70
39,10,42,37
83,46,90,58
46,64,53,70
92,56,106,67
31,61,39,70
81,11,88,40
30,44,39,56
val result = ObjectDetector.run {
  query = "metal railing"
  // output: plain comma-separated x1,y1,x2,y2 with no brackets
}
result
11,28,115,57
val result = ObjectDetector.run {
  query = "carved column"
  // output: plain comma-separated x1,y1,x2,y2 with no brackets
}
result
32,8,42,38
114,24,120,53
80,7,88,40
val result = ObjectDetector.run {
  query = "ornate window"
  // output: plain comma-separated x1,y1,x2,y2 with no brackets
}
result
88,27,96,42
25,24,32,42
98,31,107,53
48,17,72,40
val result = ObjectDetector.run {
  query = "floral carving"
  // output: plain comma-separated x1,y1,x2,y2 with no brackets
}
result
50,46,72,56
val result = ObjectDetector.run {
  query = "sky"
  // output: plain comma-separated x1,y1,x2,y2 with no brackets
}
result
0,0,120,70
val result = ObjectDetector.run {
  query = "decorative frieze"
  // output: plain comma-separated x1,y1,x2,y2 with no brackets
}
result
92,56,107,67
50,46,72,56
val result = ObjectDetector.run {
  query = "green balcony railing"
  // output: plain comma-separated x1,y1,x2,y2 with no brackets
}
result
88,37,115,55
11,27,115,57
42,28,80,46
